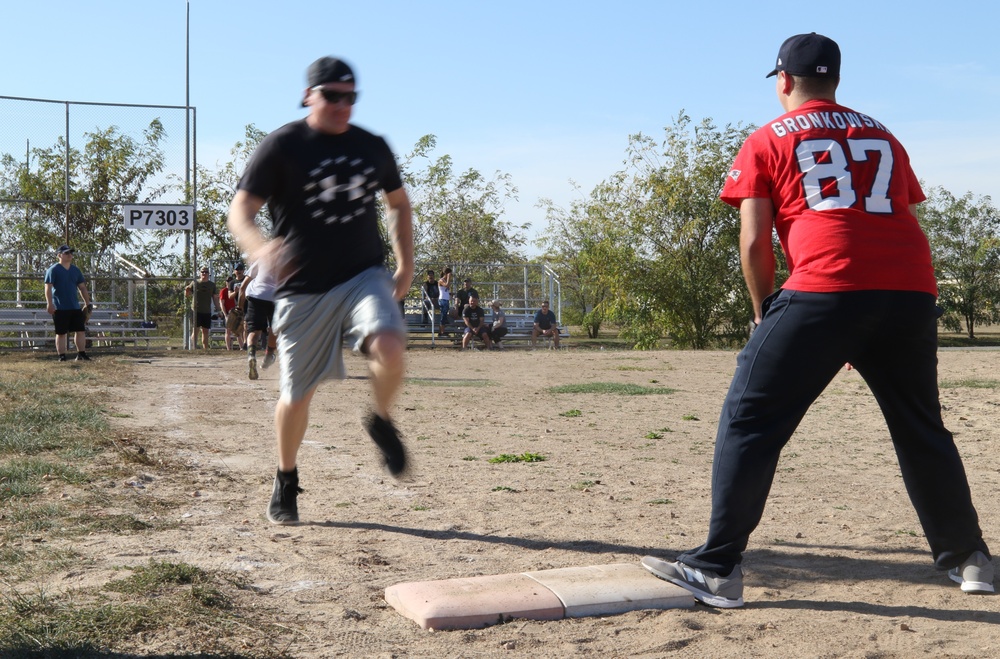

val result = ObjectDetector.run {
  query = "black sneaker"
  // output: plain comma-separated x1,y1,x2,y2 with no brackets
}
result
58,354,67,362
364,413,408,477
266,469,303,525
76,352,90,361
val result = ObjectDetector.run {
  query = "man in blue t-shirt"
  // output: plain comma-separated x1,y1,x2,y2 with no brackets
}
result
43,245,93,362
531,300,560,349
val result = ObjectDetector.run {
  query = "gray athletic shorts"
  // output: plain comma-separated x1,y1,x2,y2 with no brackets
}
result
272,266,404,402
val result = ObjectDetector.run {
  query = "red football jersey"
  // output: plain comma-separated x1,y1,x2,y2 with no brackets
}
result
720,99,936,295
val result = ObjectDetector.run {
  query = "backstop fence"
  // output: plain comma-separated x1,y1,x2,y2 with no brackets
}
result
0,94,200,344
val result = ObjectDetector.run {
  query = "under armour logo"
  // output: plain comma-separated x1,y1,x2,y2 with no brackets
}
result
317,174,366,202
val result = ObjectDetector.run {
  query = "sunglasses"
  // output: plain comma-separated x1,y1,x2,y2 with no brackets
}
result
312,87,359,105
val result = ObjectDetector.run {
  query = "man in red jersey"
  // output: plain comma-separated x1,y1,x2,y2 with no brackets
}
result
642,33,993,607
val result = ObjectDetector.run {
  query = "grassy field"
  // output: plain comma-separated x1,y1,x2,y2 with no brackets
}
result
0,353,292,658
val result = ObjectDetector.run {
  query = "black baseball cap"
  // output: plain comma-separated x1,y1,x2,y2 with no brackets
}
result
767,33,841,79
307,57,355,87
57,244,74,254
302,56,356,107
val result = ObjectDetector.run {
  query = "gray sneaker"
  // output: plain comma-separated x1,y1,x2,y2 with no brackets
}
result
642,556,744,608
248,354,259,380
261,351,276,370
948,550,995,593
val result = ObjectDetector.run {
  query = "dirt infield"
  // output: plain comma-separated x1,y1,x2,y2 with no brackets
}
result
95,347,1000,656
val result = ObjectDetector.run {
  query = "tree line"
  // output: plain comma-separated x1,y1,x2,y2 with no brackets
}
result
0,114,996,346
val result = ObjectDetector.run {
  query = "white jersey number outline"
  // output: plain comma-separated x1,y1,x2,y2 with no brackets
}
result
796,138,894,213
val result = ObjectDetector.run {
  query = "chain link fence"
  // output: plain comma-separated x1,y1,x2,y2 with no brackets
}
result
0,94,204,346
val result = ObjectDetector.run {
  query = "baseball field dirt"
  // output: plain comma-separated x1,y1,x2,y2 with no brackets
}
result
34,346,1000,656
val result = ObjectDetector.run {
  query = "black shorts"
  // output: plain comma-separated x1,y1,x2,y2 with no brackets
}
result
245,297,275,333
53,309,85,335
195,312,213,329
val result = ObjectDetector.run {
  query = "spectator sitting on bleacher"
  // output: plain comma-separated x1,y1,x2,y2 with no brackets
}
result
462,293,493,350
455,278,479,320
531,300,560,349
489,299,508,347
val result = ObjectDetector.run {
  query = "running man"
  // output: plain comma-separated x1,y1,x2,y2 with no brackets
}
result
228,56,414,525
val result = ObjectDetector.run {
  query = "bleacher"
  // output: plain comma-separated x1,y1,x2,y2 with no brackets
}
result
0,250,171,350
0,301,168,349
403,295,568,350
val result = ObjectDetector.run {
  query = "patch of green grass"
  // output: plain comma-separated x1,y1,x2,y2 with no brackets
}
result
0,458,88,502
105,560,210,595
939,378,1000,389
644,431,663,439
412,505,430,511
0,562,288,656
615,366,652,372
548,382,675,395
491,486,517,492
571,480,597,490
488,452,547,464
559,409,583,417
647,498,674,505
681,414,699,421
405,377,494,387
462,456,478,461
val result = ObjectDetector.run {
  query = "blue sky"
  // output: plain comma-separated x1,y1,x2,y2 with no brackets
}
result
2,1,997,253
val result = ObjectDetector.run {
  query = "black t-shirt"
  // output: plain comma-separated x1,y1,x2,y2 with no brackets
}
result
463,305,486,328
456,287,478,307
423,280,439,301
238,120,403,296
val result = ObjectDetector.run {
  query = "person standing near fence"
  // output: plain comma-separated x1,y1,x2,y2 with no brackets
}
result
421,269,438,325
437,267,452,335
184,266,222,351
43,245,92,362
227,55,415,525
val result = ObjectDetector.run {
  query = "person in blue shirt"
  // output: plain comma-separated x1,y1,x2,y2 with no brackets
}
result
531,300,560,349
44,245,93,362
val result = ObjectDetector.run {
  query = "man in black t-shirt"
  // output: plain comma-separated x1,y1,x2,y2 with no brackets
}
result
228,56,415,526
455,278,479,319
461,293,492,350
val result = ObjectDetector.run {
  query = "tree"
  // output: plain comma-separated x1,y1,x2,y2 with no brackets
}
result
536,177,636,338
145,124,268,276
0,121,167,260
400,135,527,267
565,113,756,349
919,187,1000,338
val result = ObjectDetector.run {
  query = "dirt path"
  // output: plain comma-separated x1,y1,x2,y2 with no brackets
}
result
95,347,1000,657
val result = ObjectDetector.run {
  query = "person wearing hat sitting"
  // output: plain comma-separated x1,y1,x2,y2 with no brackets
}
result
488,299,508,348
454,278,478,321
43,245,93,362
